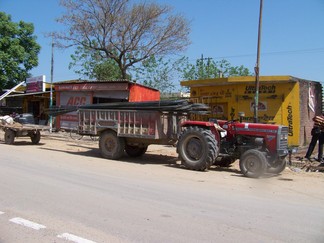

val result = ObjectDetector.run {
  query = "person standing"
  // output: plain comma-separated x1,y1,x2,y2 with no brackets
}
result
305,115,324,163
318,130,324,165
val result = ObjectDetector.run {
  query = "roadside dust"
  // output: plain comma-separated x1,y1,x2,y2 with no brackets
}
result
1,129,324,183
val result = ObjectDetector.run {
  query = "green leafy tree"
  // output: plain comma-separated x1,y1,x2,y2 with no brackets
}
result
55,0,191,79
181,57,252,80
134,56,187,94
0,12,40,90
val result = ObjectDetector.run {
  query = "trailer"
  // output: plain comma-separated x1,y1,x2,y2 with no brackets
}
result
78,108,204,154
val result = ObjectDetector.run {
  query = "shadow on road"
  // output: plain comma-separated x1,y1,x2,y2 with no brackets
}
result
115,153,179,165
39,146,101,158
37,143,257,176
0,141,46,146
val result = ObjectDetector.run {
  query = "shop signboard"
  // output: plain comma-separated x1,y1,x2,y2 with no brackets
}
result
26,75,46,93
59,91,92,129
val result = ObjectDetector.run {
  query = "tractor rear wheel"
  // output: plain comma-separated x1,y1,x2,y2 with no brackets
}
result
99,130,125,160
125,145,148,157
239,149,267,178
267,158,287,174
177,126,218,171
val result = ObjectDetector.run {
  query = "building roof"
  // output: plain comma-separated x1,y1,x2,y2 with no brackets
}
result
180,75,321,87
6,91,50,98
54,79,159,91
54,79,130,84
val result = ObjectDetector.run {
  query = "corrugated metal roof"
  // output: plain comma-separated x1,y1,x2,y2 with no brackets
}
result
54,79,159,91
54,79,130,84
6,91,50,98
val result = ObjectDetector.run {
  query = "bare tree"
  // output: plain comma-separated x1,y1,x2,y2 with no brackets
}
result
55,0,191,79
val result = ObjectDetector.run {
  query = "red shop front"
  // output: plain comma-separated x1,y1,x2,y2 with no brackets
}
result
54,80,160,129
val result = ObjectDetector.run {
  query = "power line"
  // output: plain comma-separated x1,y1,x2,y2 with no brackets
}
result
170,47,324,62
215,47,324,60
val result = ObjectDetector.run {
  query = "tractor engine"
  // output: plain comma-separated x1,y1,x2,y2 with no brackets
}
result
215,119,289,177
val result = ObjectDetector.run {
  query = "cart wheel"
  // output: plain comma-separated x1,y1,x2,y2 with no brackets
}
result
30,130,41,144
4,129,15,144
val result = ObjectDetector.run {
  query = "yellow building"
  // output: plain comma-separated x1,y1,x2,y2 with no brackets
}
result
181,75,322,147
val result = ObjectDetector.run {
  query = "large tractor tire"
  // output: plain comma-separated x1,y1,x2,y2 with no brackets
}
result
99,130,125,160
177,126,218,171
4,129,15,144
239,149,267,178
267,158,287,174
125,145,148,157
30,130,41,144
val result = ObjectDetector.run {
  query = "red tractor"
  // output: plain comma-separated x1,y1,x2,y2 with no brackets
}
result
177,119,289,178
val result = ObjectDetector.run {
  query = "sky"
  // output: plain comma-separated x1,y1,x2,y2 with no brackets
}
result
1,0,324,88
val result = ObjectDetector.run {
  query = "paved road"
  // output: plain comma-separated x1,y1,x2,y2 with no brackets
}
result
0,135,323,242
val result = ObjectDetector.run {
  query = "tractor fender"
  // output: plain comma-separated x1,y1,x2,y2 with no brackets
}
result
181,121,221,146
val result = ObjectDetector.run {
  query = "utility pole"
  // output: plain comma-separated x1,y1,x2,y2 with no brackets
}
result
49,35,54,132
200,54,213,79
254,0,263,123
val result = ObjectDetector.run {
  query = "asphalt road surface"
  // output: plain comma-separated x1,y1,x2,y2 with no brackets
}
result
0,133,323,242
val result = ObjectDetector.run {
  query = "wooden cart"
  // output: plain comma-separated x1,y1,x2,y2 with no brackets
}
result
1,123,50,145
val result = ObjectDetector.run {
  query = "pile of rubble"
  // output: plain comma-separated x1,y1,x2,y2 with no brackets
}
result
289,147,324,173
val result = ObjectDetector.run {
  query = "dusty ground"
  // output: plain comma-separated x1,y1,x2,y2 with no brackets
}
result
1,129,323,180
2,130,324,243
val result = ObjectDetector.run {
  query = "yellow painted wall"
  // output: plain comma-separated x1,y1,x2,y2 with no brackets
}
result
188,81,300,146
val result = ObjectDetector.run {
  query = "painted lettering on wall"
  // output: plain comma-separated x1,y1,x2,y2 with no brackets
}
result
287,105,293,136
199,88,233,98
66,97,87,106
245,85,276,94
242,114,275,123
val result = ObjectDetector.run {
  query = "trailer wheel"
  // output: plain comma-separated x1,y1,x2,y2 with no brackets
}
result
177,127,218,171
4,129,15,144
125,145,148,157
239,149,267,178
99,130,125,160
30,130,41,144
267,158,287,174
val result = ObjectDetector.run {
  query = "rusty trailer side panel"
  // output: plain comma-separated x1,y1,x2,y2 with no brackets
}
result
77,109,186,140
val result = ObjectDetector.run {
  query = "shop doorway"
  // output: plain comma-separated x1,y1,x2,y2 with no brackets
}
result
28,101,40,123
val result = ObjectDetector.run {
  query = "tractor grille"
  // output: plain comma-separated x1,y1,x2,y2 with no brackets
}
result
279,126,289,150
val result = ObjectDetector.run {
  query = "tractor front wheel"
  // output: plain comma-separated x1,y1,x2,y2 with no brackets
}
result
177,126,218,171
267,158,287,174
239,149,267,178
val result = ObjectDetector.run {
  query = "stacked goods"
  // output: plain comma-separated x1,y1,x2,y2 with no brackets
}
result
0,115,14,125
46,100,210,117
313,115,324,128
